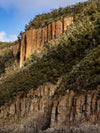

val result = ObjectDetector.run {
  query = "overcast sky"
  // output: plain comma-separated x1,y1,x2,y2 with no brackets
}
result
0,0,87,42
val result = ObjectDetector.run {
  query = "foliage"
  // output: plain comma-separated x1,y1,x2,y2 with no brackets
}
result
54,44,100,96
0,42,18,76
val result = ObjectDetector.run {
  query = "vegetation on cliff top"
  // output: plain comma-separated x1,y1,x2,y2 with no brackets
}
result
24,0,100,30
18,0,100,42
0,0,100,106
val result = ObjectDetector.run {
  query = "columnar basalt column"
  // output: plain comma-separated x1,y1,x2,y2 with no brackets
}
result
20,17,74,67
55,20,63,39
48,24,52,42
52,22,56,40
37,28,42,48
20,33,27,67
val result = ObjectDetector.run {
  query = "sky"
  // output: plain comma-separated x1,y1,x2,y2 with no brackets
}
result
0,0,87,42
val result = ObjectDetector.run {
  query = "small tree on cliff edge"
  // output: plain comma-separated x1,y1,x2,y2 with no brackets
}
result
17,31,23,44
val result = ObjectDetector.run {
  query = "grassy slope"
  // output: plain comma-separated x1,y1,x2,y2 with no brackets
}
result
0,0,100,106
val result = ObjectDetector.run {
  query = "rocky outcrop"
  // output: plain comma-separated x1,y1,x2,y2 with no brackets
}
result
0,79,61,132
0,79,100,132
20,17,73,67
13,43,20,57
51,89,100,127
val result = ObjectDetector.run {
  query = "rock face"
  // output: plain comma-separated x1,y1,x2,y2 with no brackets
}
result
13,43,20,57
20,17,73,67
0,79,100,132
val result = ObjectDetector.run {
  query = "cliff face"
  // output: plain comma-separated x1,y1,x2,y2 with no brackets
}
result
20,17,73,67
0,79,100,132
13,43,20,57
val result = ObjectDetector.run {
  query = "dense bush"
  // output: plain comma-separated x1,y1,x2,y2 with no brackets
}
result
54,44,100,96
0,41,18,76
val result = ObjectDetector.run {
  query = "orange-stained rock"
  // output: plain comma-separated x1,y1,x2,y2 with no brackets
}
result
48,24,52,41
20,17,74,67
64,17,73,31
20,33,27,67
41,28,44,46
52,22,56,40
25,30,33,60
37,28,42,48
55,20,62,39
44,26,48,43
31,29,36,52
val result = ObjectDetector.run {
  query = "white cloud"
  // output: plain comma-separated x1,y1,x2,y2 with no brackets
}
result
0,31,17,42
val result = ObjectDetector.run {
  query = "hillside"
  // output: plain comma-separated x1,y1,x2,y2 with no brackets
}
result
0,0,100,132
0,41,20,77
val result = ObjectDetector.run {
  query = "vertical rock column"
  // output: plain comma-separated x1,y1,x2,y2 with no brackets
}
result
36,28,42,50
41,28,44,47
55,20,63,39
47,24,52,42
20,33,27,67
33,29,38,52
44,26,48,43
52,22,56,40
25,30,33,60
